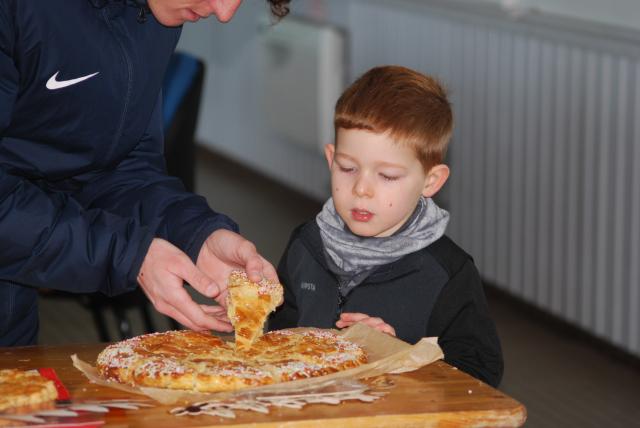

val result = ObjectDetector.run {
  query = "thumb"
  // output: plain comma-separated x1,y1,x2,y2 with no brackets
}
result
181,264,220,298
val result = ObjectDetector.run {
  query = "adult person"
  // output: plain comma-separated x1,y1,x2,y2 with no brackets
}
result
0,0,290,347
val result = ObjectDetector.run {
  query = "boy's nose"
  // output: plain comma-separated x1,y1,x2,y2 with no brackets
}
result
353,175,374,198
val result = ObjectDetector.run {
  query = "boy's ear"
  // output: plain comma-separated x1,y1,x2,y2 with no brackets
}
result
324,144,336,169
422,164,450,198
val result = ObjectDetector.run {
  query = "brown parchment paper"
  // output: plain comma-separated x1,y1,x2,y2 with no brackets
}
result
72,323,443,405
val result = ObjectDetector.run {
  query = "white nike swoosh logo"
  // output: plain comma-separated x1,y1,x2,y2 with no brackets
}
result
46,71,100,90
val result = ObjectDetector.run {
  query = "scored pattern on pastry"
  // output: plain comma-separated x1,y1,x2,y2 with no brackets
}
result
96,329,367,393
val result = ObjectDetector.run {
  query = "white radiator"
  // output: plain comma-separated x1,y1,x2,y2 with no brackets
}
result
344,0,640,356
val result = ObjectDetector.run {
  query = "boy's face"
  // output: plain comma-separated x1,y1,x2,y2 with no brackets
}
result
325,128,448,238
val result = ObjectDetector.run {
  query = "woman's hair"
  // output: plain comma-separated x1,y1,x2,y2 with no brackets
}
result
335,65,453,171
267,0,290,18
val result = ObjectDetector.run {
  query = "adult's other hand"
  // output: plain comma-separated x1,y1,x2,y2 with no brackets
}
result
137,238,232,332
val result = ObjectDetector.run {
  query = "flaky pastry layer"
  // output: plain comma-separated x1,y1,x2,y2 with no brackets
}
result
96,329,367,392
0,369,58,411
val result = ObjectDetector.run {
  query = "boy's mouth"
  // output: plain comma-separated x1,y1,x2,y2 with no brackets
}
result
351,209,373,222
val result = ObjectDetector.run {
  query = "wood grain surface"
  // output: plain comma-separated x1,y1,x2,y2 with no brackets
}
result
0,343,526,427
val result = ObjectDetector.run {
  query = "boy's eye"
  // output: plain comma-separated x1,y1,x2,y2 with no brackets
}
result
380,173,399,181
339,166,355,173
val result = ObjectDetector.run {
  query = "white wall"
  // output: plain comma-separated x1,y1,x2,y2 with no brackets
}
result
176,0,640,200
175,3,333,200
468,0,640,31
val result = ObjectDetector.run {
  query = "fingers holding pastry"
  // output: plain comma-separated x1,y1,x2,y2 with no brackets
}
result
243,254,278,284
137,238,233,333
200,304,232,328
196,229,279,306
154,282,233,333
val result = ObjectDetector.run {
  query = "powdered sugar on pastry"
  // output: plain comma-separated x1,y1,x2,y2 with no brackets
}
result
226,270,283,352
96,328,367,393
0,369,58,411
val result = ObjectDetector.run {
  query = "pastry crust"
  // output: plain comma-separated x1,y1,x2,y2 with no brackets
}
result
96,328,367,393
226,270,283,351
0,369,58,411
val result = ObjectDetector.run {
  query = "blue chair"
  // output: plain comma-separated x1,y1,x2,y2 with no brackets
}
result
162,51,206,192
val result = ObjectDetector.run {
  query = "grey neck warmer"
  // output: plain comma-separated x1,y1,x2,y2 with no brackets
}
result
316,197,449,296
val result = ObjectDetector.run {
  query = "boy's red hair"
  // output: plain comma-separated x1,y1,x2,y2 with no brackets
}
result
334,65,453,171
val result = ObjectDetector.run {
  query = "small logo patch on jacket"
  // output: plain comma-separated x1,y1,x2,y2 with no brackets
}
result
300,282,316,291
46,71,100,90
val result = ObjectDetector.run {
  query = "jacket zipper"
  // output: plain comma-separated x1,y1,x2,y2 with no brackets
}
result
100,7,133,161
335,279,348,322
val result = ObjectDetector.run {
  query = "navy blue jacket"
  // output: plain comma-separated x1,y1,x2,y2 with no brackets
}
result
0,0,237,346
269,221,504,387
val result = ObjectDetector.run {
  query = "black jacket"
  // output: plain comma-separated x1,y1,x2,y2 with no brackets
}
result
269,221,504,387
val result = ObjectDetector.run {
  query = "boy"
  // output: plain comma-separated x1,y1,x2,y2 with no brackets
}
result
268,66,503,387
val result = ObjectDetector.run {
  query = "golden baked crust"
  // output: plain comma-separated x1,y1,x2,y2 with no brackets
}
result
96,328,367,393
246,328,368,381
0,369,58,411
226,270,283,351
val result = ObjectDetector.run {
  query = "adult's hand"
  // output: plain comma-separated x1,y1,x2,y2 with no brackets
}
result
196,229,278,308
137,238,233,332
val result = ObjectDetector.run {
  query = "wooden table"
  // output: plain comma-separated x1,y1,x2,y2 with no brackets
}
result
0,343,526,427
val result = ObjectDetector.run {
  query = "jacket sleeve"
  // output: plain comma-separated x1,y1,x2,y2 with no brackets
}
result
72,94,238,295
0,96,236,297
268,228,301,331
426,259,504,387
0,33,152,295
0,11,236,295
